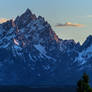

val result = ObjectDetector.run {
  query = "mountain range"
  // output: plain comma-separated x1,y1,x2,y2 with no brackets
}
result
0,8,92,86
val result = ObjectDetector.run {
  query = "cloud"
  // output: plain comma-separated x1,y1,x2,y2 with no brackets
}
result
88,15,92,18
0,18,8,24
55,22,84,27
76,15,92,18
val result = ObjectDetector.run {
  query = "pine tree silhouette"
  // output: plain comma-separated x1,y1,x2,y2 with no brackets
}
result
77,73,92,92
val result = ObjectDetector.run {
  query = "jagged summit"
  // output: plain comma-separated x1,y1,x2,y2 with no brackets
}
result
25,8,32,15
0,9,91,85
14,8,36,29
13,8,59,43
81,35,92,51
0,8,60,51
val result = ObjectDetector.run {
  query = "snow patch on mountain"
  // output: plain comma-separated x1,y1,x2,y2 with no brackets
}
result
74,44,92,64
34,44,46,54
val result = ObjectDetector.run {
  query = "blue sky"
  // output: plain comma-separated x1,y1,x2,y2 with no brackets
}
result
0,0,92,44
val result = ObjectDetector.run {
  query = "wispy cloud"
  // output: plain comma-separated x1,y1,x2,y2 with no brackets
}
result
76,15,92,18
87,15,92,18
55,22,84,27
0,18,8,24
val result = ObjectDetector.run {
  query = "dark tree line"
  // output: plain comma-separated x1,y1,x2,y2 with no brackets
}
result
77,73,92,92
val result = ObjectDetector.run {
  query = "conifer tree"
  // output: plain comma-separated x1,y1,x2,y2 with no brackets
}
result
77,73,92,92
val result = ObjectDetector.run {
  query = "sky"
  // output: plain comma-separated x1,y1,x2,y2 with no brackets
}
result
0,0,92,44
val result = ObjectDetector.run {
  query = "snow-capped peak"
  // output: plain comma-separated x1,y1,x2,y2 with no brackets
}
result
0,9,92,85
0,9,60,59
74,35,92,65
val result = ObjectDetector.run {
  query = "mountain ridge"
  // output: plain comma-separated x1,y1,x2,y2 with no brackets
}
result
0,9,92,86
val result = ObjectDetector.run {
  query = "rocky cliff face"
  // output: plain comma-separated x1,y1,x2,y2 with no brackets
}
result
0,9,91,86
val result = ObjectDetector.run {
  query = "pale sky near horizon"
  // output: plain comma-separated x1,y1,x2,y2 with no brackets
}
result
0,0,92,44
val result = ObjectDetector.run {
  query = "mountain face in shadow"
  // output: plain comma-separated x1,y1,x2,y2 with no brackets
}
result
0,8,91,86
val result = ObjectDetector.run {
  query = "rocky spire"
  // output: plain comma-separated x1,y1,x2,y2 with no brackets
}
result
14,8,36,29
25,8,32,15
82,35,92,50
